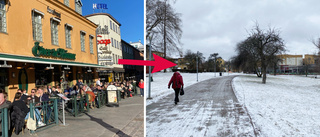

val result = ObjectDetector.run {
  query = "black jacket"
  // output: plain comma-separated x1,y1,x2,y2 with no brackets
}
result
11,100,28,135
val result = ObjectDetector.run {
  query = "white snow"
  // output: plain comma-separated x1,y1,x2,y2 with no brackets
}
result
147,72,320,136
233,74,320,136
146,72,237,105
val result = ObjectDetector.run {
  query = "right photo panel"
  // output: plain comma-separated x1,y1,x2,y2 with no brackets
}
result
146,0,320,136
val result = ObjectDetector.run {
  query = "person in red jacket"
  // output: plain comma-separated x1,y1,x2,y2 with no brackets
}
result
168,71,184,105
139,79,144,97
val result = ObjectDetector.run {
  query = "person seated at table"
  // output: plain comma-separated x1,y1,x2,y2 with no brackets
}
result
120,84,127,99
51,86,59,97
11,92,29,135
25,89,45,127
37,87,49,102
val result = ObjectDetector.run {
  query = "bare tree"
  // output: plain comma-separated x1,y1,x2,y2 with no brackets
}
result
184,50,205,71
234,23,286,84
146,0,183,59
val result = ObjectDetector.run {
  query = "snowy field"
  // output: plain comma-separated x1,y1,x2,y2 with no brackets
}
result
146,72,238,105
233,74,320,136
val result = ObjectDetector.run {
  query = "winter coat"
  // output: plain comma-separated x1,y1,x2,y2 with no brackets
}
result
139,82,144,89
168,72,184,89
11,100,28,135
0,101,12,133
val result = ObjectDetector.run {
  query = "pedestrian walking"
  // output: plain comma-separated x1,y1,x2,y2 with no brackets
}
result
168,71,184,105
139,79,144,97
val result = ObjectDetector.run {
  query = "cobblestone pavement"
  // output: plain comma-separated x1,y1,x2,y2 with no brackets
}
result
11,96,144,137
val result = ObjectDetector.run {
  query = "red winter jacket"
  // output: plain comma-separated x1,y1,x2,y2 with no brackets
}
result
168,72,184,89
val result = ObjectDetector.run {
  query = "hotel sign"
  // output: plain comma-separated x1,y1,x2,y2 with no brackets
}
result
32,42,76,60
93,3,108,9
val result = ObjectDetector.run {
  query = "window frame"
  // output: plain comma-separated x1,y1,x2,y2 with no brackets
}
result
80,31,86,52
89,35,94,54
0,0,7,33
32,10,44,42
50,18,60,46
65,24,73,49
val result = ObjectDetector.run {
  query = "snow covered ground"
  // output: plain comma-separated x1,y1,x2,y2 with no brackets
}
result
146,72,237,105
233,74,320,136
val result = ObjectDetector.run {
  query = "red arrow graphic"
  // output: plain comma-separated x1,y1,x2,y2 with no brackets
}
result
118,53,177,73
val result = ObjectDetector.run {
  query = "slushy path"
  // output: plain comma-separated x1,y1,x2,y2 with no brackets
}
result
147,75,255,136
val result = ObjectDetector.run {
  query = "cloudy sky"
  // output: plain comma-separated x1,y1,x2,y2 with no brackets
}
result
173,0,320,60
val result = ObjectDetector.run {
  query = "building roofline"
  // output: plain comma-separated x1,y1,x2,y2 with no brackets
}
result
48,0,98,28
84,13,121,26
121,39,140,52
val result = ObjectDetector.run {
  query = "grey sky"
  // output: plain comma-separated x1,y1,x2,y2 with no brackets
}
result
173,0,320,60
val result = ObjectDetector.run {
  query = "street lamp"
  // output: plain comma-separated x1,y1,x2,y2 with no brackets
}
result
147,31,153,100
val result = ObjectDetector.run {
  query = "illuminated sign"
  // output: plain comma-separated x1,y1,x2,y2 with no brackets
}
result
97,35,111,46
32,42,76,60
93,3,108,10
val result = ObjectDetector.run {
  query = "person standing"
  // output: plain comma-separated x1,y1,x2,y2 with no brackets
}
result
47,85,52,95
168,72,184,105
139,79,144,97
96,78,101,86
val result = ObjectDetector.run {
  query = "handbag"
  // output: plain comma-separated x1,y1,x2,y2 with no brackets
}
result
27,112,37,130
180,88,184,96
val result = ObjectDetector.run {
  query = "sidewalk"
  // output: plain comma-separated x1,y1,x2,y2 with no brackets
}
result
12,96,144,137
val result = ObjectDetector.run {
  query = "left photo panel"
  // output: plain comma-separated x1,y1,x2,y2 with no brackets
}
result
0,0,144,137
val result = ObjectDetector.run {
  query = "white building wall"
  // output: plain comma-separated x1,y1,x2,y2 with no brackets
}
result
86,14,123,69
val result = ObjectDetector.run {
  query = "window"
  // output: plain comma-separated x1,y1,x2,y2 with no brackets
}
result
75,0,82,15
112,54,115,64
65,25,72,48
89,35,94,54
115,25,117,33
64,0,69,7
113,23,115,32
110,21,112,30
80,31,85,52
32,12,43,41
111,38,113,47
0,0,6,33
51,19,59,45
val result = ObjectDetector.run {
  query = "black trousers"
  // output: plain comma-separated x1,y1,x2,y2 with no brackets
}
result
174,88,180,102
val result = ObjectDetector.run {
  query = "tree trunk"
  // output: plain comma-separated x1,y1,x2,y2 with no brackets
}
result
274,63,277,76
262,65,267,84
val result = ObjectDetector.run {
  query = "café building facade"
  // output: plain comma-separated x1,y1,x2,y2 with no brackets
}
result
0,0,107,101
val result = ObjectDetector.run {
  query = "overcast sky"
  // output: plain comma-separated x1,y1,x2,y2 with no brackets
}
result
173,0,320,60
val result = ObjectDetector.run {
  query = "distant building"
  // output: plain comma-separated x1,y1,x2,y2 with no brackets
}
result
130,40,144,51
122,40,144,81
85,13,124,82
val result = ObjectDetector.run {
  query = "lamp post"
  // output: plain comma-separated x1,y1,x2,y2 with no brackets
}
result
196,51,199,82
147,31,153,100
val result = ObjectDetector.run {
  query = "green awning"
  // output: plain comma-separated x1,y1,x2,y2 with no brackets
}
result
0,53,110,68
